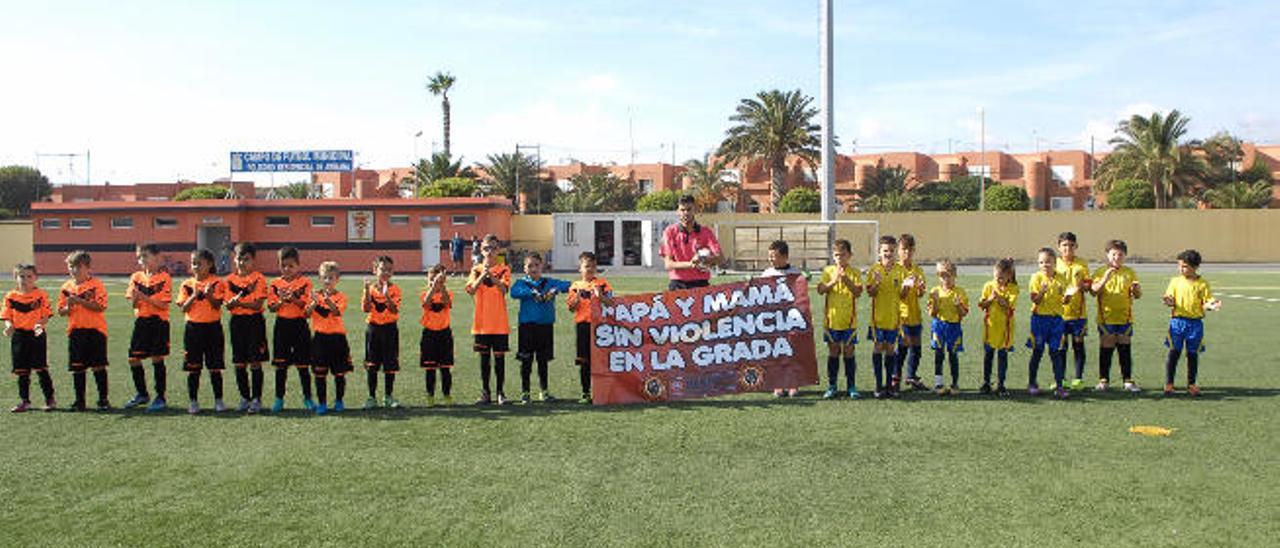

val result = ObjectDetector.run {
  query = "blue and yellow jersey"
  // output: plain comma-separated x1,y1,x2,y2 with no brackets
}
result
929,285,968,323
818,264,861,331
1165,276,1213,319
1092,266,1139,325
981,280,1019,349
1056,257,1090,321
866,262,905,331
1029,270,1067,317
898,262,927,326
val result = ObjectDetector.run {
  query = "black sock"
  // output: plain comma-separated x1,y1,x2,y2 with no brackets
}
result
234,367,250,400
210,371,223,400
274,368,288,399
480,353,492,394
93,369,109,403
933,349,944,378
896,344,907,379
384,373,395,397
335,375,347,401
1187,352,1199,385
520,358,533,394
871,352,884,390
367,368,379,399
1099,346,1115,382
1028,347,1044,386
826,355,839,386
441,368,452,396
130,365,148,397
17,374,30,402
997,350,1009,386
983,348,993,384
425,370,436,397
1051,350,1067,386
1118,344,1134,381
1165,349,1181,385
72,371,87,405
578,360,590,395
36,370,54,400
948,351,960,386
494,355,506,395
842,356,856,390
314,373,328,405
537,357,549,391
908,345,922,379
1072,340,1086,379
297,368,313,400
152,362,166,399
187,372,200,401
251,367,264,400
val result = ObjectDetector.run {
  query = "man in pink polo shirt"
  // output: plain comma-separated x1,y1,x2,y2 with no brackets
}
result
660,195,722,290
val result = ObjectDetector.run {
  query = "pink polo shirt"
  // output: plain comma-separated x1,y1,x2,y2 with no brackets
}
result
660,222,721,282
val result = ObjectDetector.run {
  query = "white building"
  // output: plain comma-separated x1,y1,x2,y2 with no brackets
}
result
551,212,678,272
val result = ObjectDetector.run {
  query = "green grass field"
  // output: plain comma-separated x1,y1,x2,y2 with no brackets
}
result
1,270,1278,546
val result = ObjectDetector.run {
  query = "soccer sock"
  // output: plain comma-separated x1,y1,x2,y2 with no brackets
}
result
92,369,109,403
948,350,960,386
1028,346,1044,386
335,375,347,401
72,371,87,404
36,370,54,400
1099,346,1115,381
537,356,549,392
187,371,200,401
314,373,328,405
520,357,533,394
826,355,839,387
366,368,379,399
480,353,492,394
210,371,224,400
234,367,250,400
842,356,856,390
908,345,922,380
17,374,31,402
494,355,506,395
997,350,1009,386
1072,340,1087,379
896,344,907,380
297,368,313,400
152,361,167,399
933,349,944,378
130,365,148,397
1165,349,1181,385
441,368,452,396
251,367,264,400
384,373,395,397
1118,344,1134,381
1051,349,1067,386
982,348,993,385
1187,352,1200,385
578,360,591,395
425,370,436,397
274,368,288,399
871,352,884,391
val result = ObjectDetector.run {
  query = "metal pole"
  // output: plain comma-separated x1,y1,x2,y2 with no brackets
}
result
979,107,986,211
86,150,91,185
819,0,835,224
514,144,521,213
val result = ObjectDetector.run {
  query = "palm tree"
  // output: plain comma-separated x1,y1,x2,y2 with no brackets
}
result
426,71,457,157
1096,110,1207,208
718,89,822,211
1203,180,1272,209
483,152,544,210
682,155,739,212
855,164,918,212
409,152,475,195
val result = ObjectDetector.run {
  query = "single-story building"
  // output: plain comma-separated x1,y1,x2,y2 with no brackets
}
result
550,212,677,272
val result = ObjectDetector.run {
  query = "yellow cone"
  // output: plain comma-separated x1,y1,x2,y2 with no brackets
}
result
1129,425,1175,437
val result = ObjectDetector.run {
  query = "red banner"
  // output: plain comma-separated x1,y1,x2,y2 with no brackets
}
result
590,275,818,405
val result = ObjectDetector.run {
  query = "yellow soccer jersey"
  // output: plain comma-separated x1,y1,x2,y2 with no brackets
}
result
819,264,861,331
1029,270,1067,317
1165,276,1213,319
1093,266,1139,325
929,285,968,323
898,262,927,326
981,280,1019,349
1056,257,1090,321
866,262,905,330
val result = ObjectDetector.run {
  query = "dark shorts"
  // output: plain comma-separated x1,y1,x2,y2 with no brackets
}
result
11,329,48,372
823,329,857,345
474,333,510,354
867,327,901,345
272,317,310,368
668,279,710,291
930,320,964,353
311,332,353,374
229,313,269,365
364,322,400,371
575,322,592,365
68,328,108,371
183,321,225,371
1098,323,1134,338
1063,318,1088,338
900,323,923,340
517,323,555,362
420,327,455,369
129,316,171,359
1166,317,1205,354
1026,314,1066,352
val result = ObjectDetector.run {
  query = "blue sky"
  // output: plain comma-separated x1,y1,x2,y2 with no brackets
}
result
2,0,1278,185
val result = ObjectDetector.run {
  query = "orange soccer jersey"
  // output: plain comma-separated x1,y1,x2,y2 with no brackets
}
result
180,276,227,323
470,264,511,335
420,290,452,331
364,282,402,325
567,278,614,324
224,271,268,316
127,270,172,321
268,276,312,320
2,288,52,331
58,277,108,334
311,289,347,334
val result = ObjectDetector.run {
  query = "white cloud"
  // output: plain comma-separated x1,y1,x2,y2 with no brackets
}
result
1076,102,1166,151
578,74,620,95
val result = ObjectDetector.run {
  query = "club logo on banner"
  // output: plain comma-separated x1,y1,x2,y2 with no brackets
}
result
590,275,818,405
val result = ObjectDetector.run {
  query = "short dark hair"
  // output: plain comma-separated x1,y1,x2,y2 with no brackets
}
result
1105,239,1128,254
833,239,852,254
66,250,91,267
278,246,300,263
1038,247,1057,259
678,194,696,208
136,242,161,256
1177,249,1202,268
13,263,36,276
374,255,394,266
878,235,897,247
768,240,789,256
898,233,916,249
234,242,256,258
192,249,215,267
525,252,544,264
578,251,597,264
1057,232,1077,244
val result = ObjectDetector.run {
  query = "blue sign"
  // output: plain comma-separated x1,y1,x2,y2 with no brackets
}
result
230,150,354,172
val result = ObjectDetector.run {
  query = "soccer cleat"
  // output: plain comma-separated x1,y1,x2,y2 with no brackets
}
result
42,398,57,412
384,397,401,409
1188,384,1201,397
539,391,556,403
950,384,960,395
188,400,200,415
425,395,436,408
363,397,379,410
873,390,886,400
236,398,251,412
495,393,509,406
773,388,786,398
519,392,531,405
787,388,799,398
979,383,992,395
122,394,150,409
847,387,860,400
1163,383,1176,396
822,386,839,399
1027,384,1042,397
146,397,167,413
96,400,112,411
578,392,592,405
270,398,285,414
213,399,227,413
1070,378,1085,391
10,401,30,413
68,401,87,412
997,386,1011,398
1095,380,1109,392
315,403,328,416
908,378,928,391
475,392,492,406
1055,387,1070,399
248,398,261,414
934,384,946,396
1123,381,1142,393
333,400,345,412
303,398,317,411
442,395,454,406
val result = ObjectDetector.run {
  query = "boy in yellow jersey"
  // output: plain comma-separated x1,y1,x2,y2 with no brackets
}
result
124,243,172,412
1055,232,1091,391
896,234,928,391
816,239,862,399
927,260,967,396
978,258,1019,397
865,235,907,398
1161,250,1220,397
1090,240,1142,392
4,264,54,412
1027,248,1070,399
58,251,110,411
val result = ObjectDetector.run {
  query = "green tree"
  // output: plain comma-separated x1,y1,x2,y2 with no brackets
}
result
718,89,822,211
1203,180,1272,209
1196,131,1245,186
482,152,557,213
173,185,234,201
426,71,457,157
777,187,821,213
0,166,53,217
915,176,988,211
682,156,739,212
409,152,476,193
636,190,682,211
855,165,919,212
420,177,479,198
270,181,314,199
1104,179,1155,209
983,184,1030,211
551,172,642,213
1096,110,1207,208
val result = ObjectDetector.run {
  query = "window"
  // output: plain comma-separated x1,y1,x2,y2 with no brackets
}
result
40,219,60,230
969,165,991,178
111,217,134,229
451,214,476,226
202,216,223,224
1050,197,1074,211
146,196,168,202
1050,165,1075,187
638,179,654,194
311,215,336,227
389,215,410,226
70,218,92,229
265,216,290,227
155,217,178,229
564,222,576,245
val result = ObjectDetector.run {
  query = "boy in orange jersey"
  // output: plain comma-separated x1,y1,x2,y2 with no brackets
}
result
466,234,512,405
308,261,351,415
3,264,54,412
225,243,270,413
566,251,615,405
267,246,314,414
57,251,110,411
362,255,403,409
124,243,172,412
419,264,454,406
179,249,228,414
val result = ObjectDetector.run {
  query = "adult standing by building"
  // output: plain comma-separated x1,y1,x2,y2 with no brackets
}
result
450,232,465,273
660,194,722,290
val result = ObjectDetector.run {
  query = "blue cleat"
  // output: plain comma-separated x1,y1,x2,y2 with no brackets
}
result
145,397,167,413
315,403,328,416
271,398,285,414
333,400,345,413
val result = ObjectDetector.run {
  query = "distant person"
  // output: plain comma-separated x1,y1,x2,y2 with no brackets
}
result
451,232,465,272
660,194,721,290
470,236,482,268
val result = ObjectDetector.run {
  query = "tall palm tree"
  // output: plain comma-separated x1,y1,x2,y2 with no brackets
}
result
682,155,739,212
426,71,457,157
718,89,822,211
483,152,548,212
1096,110,1206,208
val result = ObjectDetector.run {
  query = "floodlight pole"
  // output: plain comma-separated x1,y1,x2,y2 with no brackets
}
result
819,0,835,226
979,107,986,211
